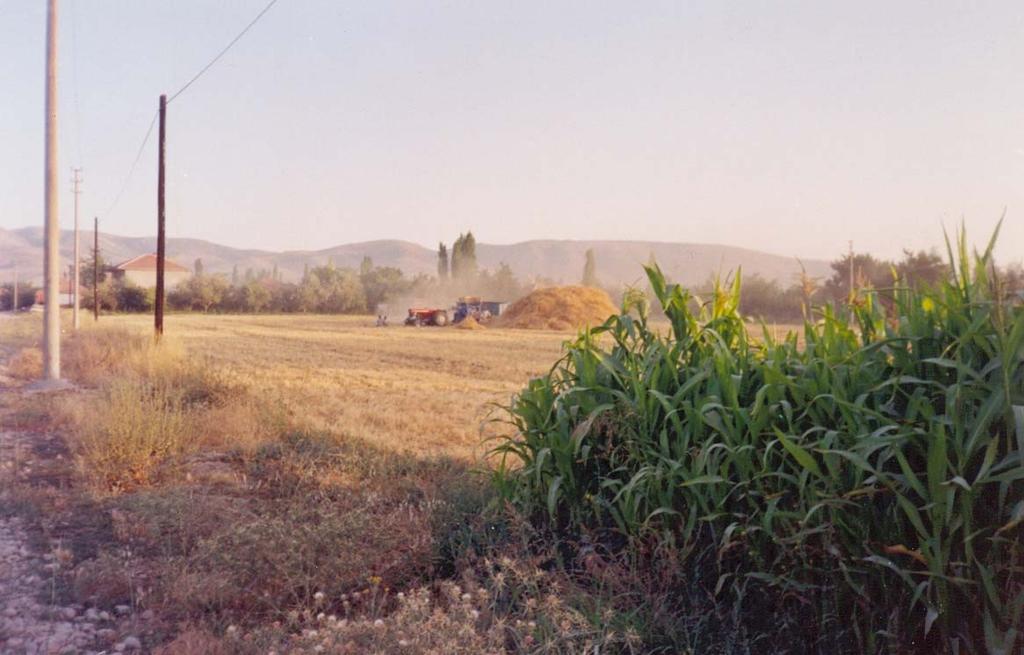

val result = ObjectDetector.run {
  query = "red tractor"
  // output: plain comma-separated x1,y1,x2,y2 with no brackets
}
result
404,307,449,327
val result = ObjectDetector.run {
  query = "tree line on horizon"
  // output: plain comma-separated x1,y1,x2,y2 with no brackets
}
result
4,235,1021,319
57,231,530,315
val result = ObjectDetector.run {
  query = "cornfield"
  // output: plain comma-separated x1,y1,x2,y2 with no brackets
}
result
493,226,1023,653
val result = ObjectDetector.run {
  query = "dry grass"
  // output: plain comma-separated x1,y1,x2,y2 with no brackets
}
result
62,326,188,385
7,347,42,380
60,379,197,490
233,556,645,654
85,314,569,460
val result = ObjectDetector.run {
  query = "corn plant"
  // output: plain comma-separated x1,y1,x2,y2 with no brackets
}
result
492,226,1023,653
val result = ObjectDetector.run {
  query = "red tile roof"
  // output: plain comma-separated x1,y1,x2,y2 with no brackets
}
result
114,253,191,273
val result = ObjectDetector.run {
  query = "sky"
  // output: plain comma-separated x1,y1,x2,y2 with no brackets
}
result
1,0,1021,263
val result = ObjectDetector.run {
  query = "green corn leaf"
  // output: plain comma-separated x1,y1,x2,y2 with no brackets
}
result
773,427,822,477
681,475,726,487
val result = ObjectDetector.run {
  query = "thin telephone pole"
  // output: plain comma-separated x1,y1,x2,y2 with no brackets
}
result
155,94,167,338
71,167,82,329
93,216,99,321
42,0,61,380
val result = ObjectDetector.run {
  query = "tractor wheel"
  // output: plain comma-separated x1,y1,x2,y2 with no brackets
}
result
434,311,449,327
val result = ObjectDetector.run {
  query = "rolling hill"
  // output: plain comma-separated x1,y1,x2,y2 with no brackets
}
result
0,226,831,290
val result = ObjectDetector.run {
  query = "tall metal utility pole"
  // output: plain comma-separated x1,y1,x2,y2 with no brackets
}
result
93,217,99,321
155,94,167,338
42,0,61,380
71,167,82,329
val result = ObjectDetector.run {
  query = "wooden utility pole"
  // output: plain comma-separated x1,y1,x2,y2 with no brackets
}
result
93,216,99,321
71,167,82,329
42,0,61,380
155,94,167,338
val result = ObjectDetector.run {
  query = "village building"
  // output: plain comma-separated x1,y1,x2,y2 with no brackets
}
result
110,254,191,289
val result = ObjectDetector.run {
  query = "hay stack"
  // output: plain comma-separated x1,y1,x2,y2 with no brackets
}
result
497,286,617,331
455,316,486,330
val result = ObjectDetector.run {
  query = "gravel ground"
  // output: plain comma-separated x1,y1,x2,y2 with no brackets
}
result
0,428,142,655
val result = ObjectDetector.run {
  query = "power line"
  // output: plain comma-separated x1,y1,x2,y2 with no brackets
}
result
102,110,158,218
100,0,279,220
167,0,280,104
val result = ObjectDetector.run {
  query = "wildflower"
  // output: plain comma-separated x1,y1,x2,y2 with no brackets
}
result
368,575,382,586
470,610,480,619
226,625,238,635
398,640,409,647
396,592,405,600
461,593,472,602
317,612,326,622
374,619,385,628
527,621,536,629
313,591,325,602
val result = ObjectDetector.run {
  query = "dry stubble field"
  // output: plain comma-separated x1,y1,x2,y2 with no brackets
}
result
101,313,569,459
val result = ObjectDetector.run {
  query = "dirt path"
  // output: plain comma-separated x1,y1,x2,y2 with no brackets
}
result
0,428,113,655
0,423,141,654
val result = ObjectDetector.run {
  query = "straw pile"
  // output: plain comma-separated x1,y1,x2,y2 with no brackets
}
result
455,316,486,330
496,286,617,331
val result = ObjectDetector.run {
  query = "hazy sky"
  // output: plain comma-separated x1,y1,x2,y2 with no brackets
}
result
2,1,1021,262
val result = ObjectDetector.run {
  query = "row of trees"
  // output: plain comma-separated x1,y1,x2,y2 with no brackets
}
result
697,249,1024,322
58,233,528,316
437,231,480,282
0,283,40,311
167,258,415,314
166,259,530,315
9,234,1016,320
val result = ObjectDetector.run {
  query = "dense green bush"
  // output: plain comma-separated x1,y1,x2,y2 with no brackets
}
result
493,227,1022,653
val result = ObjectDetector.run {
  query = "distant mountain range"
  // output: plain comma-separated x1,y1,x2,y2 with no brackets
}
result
0,226,831,289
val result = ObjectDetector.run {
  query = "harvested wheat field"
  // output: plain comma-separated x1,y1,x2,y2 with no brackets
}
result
496,286,618,330
94,313,567,458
